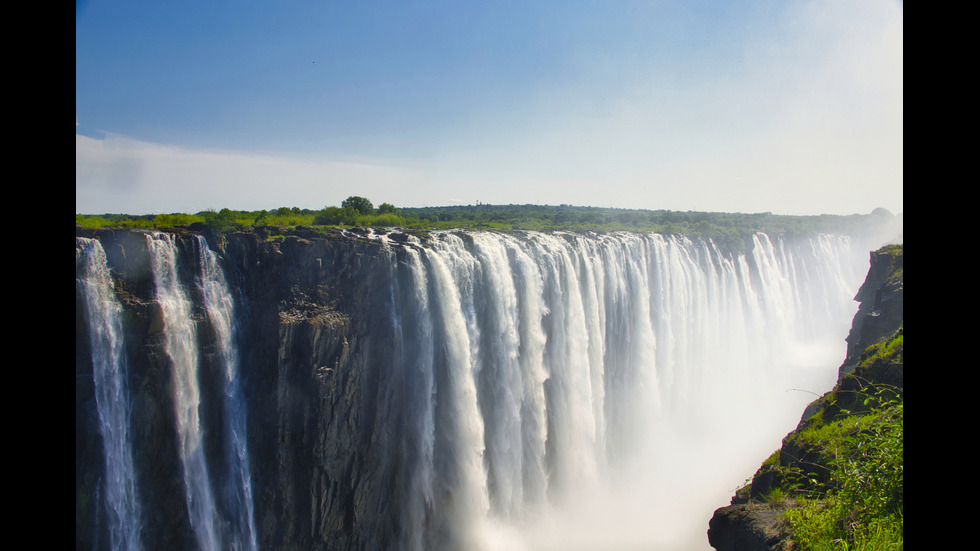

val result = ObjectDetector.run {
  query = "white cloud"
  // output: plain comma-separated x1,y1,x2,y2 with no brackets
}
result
76,133,424,214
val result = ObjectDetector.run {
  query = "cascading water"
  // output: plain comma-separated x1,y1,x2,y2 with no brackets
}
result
374,230,865,550
79,232,259,551
146,231,222,551
195,236,258,551
76,237,143,551
77,226,870,551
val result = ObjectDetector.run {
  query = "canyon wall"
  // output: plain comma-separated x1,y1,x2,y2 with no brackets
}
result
77,226,877,551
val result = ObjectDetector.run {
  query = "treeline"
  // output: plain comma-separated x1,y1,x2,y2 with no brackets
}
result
75,197,403,233
76,197,895,247
75,207,318,231
398,203,886,238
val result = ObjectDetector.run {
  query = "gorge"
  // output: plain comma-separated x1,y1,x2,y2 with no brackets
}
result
76,223,896,550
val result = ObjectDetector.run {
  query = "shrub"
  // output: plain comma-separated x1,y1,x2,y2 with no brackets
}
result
341,195,374,215
202,208,237,233
781,401,903,549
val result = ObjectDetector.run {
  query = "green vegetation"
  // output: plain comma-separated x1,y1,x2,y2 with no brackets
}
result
75,212,207,230
394,204,881,241
781,396,903,550
78,198,894,249
744,325,903,550
75,207,316,231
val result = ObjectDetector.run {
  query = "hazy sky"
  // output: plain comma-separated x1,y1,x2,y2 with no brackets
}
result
76,0,902,216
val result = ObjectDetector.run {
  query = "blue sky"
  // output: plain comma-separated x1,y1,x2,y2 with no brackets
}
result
76,0,902,215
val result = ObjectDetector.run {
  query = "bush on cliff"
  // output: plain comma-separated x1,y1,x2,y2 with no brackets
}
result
748,325,903,550
781,393,903,549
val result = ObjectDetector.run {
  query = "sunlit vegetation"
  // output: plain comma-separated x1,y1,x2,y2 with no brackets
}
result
76,212,207,229
780,395,903,550
77,198,894,249
743,330,903,549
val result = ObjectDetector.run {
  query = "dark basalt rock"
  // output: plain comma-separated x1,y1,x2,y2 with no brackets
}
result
707,501,792,551
76,227,401,551
840,245,903,379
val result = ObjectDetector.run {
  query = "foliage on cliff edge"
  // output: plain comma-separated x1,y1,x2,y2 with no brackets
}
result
739,245,903,550
76,199,900,250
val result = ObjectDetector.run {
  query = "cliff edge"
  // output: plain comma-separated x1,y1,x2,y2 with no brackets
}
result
76,227,412,551
707,244,904,551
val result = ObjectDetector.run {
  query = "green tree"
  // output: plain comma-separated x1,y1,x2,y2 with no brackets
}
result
340,206,360,225
342,196,374,215
202,208,237,233
378,202,398,214
313,206,343,225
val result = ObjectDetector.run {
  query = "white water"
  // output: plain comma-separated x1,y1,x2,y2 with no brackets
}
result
82,232,257,550
80,228,867,550
146,232,222,551
377,230,865,551
195,236,259,551
76,237,143,551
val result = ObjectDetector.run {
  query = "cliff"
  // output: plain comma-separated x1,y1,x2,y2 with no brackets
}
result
77,225,884,551
77,227,411,551
707,244,904,550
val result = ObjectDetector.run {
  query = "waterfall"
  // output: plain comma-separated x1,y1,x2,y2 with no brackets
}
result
141,232,258,551
76,237,142,551
380,230,864,550
195,236,258,551
77,227,868,550
145,232,221,551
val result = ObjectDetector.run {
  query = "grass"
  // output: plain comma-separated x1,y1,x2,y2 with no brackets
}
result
777,397,903,549
770,331,903,551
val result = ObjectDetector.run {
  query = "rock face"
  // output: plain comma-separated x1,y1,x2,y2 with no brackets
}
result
706,501,791,551
221,230,395,551
706,244,904,551
839,244,904,380
76,228,402,551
